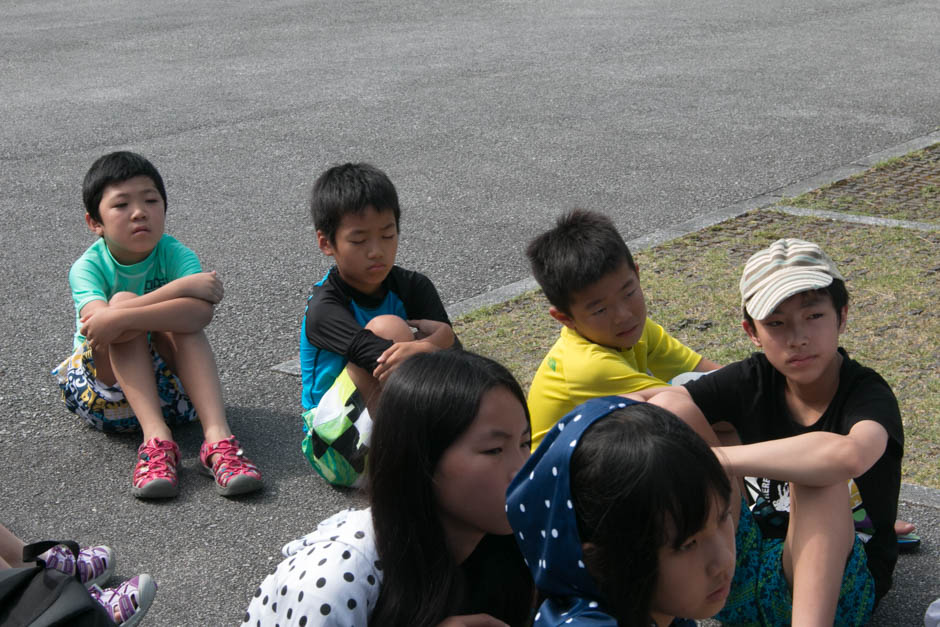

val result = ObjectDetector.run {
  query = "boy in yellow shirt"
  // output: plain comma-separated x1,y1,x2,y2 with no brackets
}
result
525,210,719,448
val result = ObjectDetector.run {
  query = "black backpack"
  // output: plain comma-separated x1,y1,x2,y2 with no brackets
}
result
0,540,113,627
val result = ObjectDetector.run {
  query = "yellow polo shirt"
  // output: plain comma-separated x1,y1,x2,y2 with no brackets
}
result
527,319,702,449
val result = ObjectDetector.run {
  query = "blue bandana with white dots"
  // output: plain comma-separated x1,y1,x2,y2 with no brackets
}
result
506,396,636,625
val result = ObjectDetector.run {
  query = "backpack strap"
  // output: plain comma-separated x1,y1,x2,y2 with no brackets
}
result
21,541,81,572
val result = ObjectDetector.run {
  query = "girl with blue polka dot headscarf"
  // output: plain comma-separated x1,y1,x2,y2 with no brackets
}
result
507,397,736,626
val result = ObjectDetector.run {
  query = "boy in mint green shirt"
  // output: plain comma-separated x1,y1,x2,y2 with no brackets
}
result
54,151,262,500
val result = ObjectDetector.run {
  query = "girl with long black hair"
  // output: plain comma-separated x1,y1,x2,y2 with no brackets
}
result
243,350,534,627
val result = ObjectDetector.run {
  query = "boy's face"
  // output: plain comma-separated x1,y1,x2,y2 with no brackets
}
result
743,289,847,387
317,206,398,296
86,175,166,265
551,262,647,350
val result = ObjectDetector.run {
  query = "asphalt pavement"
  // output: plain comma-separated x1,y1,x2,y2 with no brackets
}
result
1,0,938,625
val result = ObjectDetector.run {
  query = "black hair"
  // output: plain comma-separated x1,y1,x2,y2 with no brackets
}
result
526,209,637,315
82,151,167,222
310,163,401,243
368,350,533,627
570,403,731,626
743,279,850,327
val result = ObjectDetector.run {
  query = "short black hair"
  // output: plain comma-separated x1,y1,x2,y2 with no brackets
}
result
82,151,167,222
743,279,850,326
526,209,636,315
310,163,401,243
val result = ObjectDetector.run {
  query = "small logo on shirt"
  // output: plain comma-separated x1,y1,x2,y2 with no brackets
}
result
145,277,168,292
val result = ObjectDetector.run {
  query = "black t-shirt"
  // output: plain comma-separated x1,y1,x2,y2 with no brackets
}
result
300,266,457,409
684,348,903,601
305,266,453,370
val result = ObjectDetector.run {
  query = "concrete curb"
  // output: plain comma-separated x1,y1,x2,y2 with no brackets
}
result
773,206,939,232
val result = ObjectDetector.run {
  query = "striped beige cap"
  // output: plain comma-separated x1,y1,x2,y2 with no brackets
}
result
740,238,844,320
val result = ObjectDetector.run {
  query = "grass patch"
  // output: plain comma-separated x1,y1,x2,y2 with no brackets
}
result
454,211,940,488
782,143,940,224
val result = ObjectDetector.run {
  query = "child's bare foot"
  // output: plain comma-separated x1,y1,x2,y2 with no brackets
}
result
895,519,915,535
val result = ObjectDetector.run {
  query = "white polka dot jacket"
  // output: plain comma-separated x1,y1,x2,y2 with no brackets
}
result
241,508,382,627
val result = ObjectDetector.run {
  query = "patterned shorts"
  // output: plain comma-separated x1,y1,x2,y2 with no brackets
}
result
301,367,372,488
715,498,875,626
52,342,198,433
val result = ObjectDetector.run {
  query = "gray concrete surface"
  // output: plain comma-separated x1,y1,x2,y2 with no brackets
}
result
1,0,938,625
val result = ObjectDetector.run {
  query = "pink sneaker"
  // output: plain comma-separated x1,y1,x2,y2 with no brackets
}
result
42,544,115,588
199,436,263,496
132,438,180,499
88,574,157,627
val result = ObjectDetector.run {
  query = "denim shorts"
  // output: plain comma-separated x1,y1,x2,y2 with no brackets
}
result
53,341,198,433
715,497,875,626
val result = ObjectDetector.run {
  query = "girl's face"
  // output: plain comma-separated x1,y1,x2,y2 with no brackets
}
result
434,386,531,558
649,496,736,626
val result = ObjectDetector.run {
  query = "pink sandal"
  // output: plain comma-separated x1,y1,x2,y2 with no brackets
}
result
132,438,180,499
199,436,262,496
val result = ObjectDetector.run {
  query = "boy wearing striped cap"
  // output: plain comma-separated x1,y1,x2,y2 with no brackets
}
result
642,239,903,626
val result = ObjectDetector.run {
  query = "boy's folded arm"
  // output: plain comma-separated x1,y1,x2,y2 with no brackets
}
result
106,272,223,310
408,318,455,349
371,321,455,381
80,297,214,345
714,420,888,486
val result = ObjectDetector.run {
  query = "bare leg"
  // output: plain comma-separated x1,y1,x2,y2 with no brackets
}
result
783,481,855,626
153,330,231,450
346,315,414,414
0,523,26,569
106,294,172,443
712,423,753,508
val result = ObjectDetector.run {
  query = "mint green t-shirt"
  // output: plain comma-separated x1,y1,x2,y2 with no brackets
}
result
68,234,202,348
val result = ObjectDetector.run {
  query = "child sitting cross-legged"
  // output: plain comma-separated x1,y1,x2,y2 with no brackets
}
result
53,151,262,499
642,238,903,625
525,209,719,448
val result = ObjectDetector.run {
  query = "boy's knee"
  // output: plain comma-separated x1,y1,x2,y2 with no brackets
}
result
365,315,414,343
109,291,137,304
713,422,742,447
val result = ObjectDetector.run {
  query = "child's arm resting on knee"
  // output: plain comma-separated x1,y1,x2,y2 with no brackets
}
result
372,319,455,381
106,272,224,310
408,318,455,349
714,420,888,486
80,297,214,347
